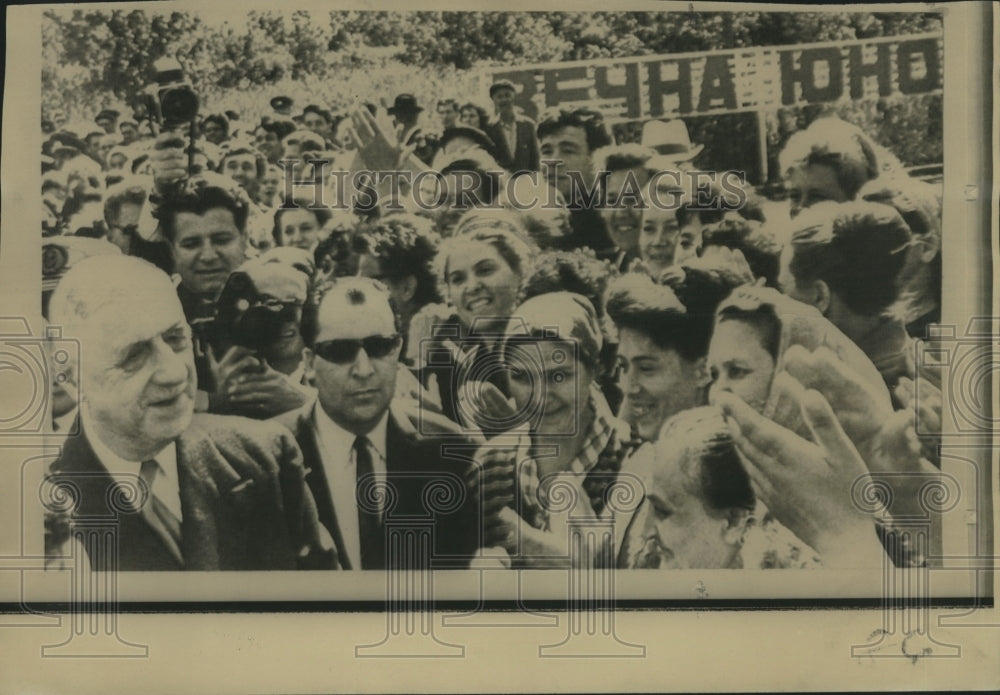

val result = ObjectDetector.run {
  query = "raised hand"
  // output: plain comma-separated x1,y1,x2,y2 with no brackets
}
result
457,379,518,433
350,105,403,172
715,382,885,568
150,130,188,195
405,303,454,367
780,344,893,461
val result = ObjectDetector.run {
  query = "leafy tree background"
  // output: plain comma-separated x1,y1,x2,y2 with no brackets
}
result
42,9,942,185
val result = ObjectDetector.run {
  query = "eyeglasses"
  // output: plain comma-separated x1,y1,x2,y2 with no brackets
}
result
313,334,400,364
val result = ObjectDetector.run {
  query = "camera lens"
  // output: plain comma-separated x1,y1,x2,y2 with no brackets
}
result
160,87,199,126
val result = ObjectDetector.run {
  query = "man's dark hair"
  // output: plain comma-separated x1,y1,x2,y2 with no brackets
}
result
701,217,782,288
259,118,297,142
537,107,612,153
301,278,401,348
788,200,912,317
605,274,706,362
440,154,502,206
458,103,489,130
352,213,441,308
302,104,332,124
156,179,250,243
201,113,229,137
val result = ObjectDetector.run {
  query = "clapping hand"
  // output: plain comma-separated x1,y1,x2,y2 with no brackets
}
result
457,379,518,433
206,344,308,417
468,444,518,548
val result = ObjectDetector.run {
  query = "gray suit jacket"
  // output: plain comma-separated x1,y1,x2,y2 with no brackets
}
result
46,414,336,571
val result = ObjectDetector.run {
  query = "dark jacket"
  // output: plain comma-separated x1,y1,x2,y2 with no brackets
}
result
485,116,539,174
46,414,335,571
275,400,481,569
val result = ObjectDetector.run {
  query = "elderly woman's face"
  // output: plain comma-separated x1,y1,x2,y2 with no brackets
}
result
507,339,593,436
625,443,744,569
445,240,520,330
706,319,776,414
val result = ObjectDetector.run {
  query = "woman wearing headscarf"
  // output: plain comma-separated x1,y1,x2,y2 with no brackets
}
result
706,285,938,567
472,292,639,568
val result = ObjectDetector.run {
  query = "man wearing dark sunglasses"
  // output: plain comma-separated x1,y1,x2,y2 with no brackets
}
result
276,277,480,570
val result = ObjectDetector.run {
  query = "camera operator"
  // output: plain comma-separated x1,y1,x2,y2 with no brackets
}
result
204,253,315,418
149,137,252,406
150,132,314,419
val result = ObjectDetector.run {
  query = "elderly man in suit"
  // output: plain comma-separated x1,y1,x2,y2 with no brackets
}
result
275,277,480,570
45,254,334,571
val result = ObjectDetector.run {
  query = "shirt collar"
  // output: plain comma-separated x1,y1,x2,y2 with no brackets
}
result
284,363,307,388
312,402,389,464
80,403,178,505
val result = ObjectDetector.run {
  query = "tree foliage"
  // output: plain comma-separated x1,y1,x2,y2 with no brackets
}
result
42,8,943,171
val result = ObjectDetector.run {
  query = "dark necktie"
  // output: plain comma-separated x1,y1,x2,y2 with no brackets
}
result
354,436,384,570
139,459,184,566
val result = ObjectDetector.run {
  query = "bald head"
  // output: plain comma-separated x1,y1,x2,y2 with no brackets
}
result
50,255,181,342
48,255,197,461
311,277,398,346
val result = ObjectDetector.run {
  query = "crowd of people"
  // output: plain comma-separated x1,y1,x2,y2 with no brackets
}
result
40,78,945,573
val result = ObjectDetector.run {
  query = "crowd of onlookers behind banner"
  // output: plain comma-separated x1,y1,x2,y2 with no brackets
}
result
39,78,946,572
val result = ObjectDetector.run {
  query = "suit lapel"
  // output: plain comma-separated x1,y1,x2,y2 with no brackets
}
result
298,413,352,570
54,423,185,570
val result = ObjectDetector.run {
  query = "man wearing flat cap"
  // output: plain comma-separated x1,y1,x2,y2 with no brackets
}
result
485,79,539,174
270,95,294,117
95,109,120,135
